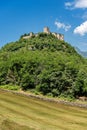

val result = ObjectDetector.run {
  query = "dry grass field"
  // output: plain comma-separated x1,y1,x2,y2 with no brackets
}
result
0,89,87,130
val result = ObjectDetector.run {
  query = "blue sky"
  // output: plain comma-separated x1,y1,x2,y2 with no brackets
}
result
0,0,87,51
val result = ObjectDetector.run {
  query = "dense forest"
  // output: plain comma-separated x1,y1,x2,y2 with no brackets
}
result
0,33,87,99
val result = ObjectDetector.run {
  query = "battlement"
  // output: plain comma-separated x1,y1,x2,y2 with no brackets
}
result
22,27,64,41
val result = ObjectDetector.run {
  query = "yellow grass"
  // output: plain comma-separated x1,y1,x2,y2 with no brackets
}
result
0,90,87,130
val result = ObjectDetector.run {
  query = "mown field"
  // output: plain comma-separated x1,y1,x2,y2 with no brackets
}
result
0,90,87,130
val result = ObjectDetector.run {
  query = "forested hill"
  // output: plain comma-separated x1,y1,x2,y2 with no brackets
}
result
0,33,87,99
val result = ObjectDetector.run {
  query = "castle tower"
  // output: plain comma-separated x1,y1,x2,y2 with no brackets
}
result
30,32,33,37
43,27,50,34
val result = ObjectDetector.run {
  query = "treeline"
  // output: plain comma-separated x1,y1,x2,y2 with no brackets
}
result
0,33,87,98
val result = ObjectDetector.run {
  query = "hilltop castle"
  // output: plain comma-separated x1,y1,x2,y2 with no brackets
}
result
23,27,64,41
43,27,64,40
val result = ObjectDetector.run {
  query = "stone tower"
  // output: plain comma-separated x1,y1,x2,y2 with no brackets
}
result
43,27,50,34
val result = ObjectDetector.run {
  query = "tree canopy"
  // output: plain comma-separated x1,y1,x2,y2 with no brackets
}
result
0,33,87,98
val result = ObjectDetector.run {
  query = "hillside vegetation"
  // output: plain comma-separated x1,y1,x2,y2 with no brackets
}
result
0,90,87,130
0,33,87,99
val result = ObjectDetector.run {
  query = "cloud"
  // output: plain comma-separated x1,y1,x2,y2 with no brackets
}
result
74,21,87,36
65,2,74,9
65,2,73,7
55,21,71,31
65,0,87,9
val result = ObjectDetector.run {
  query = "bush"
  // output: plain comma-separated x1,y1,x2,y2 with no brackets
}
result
0,84,20,90
52,89,59,97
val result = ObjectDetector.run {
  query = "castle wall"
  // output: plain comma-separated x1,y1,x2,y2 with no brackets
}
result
43,27,50,34
23,36,31,39
52,32,64,41
22,27,64,41
59,34,64,41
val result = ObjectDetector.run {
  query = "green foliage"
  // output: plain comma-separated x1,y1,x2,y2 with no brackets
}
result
0,84,20,90
0,33,87,98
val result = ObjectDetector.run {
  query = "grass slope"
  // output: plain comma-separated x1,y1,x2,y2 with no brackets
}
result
0,90,87,130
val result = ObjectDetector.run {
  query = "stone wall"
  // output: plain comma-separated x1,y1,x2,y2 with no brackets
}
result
0,89,87,108
43,27,50,34
22,27,64,41
52,32,64,41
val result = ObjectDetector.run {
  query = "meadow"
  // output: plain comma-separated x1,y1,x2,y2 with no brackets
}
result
0,89,87,130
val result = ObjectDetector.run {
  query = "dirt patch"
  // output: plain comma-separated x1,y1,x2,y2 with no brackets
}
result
1,119,34,130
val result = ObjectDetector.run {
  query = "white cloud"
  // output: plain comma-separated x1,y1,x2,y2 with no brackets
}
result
65,2,73,7
55,21,71,31
65,2,74,9
75,0,87,8
74,21,87,36
65,0,87,9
